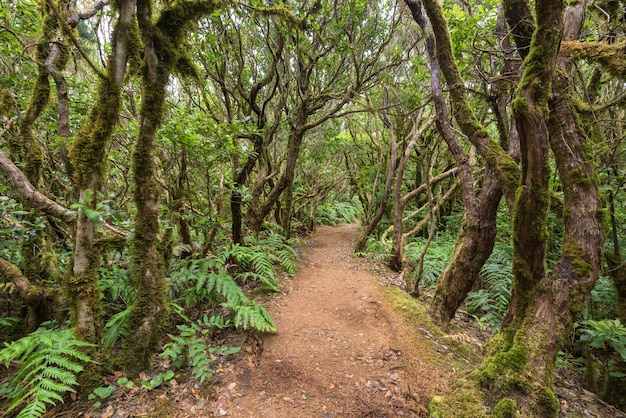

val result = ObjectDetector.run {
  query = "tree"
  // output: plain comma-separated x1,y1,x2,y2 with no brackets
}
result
412,0,604,414
119,0,226,377
404,0,519,326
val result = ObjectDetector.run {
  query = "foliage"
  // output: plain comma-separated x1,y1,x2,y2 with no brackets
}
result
168,257,276,333
0,194,46,261
585,276,618,321
160,315,240,383
466,243,513,332
579,319,626,364
0,327,95,418
405,234,455,288
556,350,585,372
99,264,134,351
315,199,362,226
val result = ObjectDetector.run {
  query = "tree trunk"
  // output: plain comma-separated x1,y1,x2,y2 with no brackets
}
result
388,121,428,272
231,133,264,244
69,0,135,345
248,122,306,236
404,0,506,326
420,0,520,209
354,120,398,253
480,2,603,416
120,0,223,376
430,170,502,326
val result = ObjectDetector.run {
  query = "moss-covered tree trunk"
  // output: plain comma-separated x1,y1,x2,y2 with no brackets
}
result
404,0,506,325
479,0,562,414
69,0,136,345
7,0,62,331
120,0,224,377
430,172,502,326
479,2,603,416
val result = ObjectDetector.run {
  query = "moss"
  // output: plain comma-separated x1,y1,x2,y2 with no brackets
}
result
480,340,530,394
492,398,517,418
69,74,122,188
563,240,592,276
428,378,488,418
537,386,559,417
0,89,17,118
569,168,592,188
485,147,520,206
253,5,305,29
511,96,529,115
560,40,626,78
94,234,127,252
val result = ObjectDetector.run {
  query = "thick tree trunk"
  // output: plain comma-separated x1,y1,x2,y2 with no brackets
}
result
480,2,603,416
121,0,224,376
69,0,135,345
430,170,502,326
120,0,170,377
404,0,505,325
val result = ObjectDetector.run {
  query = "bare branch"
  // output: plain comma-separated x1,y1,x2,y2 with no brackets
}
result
0,148,73,220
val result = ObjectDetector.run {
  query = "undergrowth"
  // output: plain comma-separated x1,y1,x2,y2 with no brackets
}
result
315,199,361,226
0,326,95,418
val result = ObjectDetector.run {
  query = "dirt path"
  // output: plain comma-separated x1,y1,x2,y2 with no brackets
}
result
210,224,443,417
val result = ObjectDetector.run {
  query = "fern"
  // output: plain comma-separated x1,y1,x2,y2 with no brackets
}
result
0,317,22,334
168,258,276,333
466,242,513,331
0,327,95,418
315,198,362,226
405,236,455,288
103,306,131,351
161,316,241,383
225,301,276,333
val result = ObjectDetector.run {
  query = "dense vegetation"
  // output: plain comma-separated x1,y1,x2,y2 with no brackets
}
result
0,0,625,416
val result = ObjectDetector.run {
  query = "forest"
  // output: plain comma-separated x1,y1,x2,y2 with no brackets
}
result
0,0,625,416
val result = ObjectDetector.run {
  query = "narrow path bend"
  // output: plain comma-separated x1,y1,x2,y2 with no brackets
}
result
211,224,444,417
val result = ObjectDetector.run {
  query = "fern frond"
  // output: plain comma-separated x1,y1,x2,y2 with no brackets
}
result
103,306,131,351
0,327,94,418
226,302,276,333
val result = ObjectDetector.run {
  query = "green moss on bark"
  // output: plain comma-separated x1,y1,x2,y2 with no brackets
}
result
492,398,517,418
